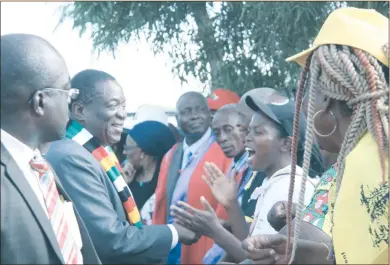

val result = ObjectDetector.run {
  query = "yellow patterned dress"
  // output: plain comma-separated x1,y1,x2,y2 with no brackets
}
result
332,133,389,264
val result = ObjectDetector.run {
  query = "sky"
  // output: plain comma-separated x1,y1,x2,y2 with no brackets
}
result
1,2,206,112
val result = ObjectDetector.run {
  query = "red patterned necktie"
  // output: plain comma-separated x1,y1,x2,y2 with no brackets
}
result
30,155,82,264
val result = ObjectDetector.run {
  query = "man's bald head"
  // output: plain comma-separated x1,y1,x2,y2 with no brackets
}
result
1,33,69,111
1,34,71,147
176,91,208,111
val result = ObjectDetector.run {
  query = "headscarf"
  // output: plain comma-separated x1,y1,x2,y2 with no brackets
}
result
128,121,176,158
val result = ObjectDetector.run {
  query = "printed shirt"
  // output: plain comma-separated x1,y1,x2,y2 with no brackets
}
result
332,133,389,264
301,163,338,236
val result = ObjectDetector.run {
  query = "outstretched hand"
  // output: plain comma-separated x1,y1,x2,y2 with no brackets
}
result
242,234,291,264
170,196,222,238
202,162,238,208
173,222,200,245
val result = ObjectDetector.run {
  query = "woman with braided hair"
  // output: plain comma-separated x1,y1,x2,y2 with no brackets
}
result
242,7,388,265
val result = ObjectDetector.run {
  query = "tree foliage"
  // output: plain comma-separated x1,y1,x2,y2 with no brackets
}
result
59,1,388,95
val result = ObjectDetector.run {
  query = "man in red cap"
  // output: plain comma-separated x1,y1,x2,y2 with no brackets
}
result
207,88,240,115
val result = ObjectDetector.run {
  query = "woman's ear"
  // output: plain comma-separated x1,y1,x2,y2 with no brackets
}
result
281,136,292,153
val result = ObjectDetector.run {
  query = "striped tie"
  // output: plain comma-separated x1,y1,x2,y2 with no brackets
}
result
30,155,82,264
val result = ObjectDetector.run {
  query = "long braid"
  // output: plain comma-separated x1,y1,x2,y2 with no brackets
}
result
288,54,320,265
284,56,310,261
367,55,389,139
353,48,387,183
287,44,389,262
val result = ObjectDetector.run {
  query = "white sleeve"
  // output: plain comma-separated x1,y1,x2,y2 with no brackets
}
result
167,224,179,250
251,179,290,236
251,177,315,236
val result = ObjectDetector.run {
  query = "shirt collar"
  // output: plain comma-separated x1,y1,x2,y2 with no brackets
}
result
1,129,40,167
183,128,212,154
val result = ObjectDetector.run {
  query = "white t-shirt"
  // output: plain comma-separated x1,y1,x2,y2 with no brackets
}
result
140,193,156,225
250,165,315,236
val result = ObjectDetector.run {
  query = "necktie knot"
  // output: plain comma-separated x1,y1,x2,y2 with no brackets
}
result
183,151,193,169
30,155,49,175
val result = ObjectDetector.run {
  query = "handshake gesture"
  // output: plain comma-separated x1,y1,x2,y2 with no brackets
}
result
173,222,201,245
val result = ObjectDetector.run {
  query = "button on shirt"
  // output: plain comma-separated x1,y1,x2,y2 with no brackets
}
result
1,129,84,262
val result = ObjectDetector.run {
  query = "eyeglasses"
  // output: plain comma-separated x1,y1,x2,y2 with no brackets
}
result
28,88,79,104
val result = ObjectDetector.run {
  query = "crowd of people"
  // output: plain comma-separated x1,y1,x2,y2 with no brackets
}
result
1,6,388,265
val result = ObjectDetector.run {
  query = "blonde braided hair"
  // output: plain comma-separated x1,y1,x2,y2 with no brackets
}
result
286,44,389,264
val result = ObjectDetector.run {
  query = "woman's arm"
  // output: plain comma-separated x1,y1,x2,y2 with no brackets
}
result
211,224,248,263
242,234,332,265
225,199,251,241
294,239,333,264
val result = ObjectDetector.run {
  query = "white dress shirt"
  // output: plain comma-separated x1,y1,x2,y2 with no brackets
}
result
1,129,84,262
181,128,212,169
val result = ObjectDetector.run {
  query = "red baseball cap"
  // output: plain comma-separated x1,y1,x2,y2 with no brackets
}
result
207,88,240,111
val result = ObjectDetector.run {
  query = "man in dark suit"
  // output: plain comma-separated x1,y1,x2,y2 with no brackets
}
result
0,34,101,264
46,69,198,264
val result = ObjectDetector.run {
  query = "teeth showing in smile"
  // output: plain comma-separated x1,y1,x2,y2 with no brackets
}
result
245,147,255,158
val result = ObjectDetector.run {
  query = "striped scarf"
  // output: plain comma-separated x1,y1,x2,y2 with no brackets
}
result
66,120,143,228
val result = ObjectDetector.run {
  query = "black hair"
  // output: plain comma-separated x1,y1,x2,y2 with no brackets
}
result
70,69,116,106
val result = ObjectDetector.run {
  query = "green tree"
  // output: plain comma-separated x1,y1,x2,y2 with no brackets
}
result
59,1,388,95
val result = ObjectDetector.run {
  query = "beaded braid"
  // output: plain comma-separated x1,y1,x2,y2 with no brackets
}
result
287,44,389,263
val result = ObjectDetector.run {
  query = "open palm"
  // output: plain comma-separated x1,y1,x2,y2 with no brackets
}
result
203,162,238,208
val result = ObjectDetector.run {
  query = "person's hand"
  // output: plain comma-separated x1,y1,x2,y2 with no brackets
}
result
170,196,222,238
172,223,200,245
203,162,238,208
267,201,296,232
122,161,136,184
242,234,291,264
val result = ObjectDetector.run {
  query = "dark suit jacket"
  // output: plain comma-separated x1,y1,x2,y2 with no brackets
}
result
46,138,172,264
1,143,101,264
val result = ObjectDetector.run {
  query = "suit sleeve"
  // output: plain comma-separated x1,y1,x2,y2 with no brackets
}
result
48,152,172,264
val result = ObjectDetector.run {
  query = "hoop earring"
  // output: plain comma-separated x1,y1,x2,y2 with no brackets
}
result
313,110,337,138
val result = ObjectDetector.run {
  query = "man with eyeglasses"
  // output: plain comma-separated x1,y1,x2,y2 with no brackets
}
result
46,69,199,264
1,34,101,264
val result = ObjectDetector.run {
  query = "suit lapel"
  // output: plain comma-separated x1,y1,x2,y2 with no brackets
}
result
165,143,183,218
1,144,65,264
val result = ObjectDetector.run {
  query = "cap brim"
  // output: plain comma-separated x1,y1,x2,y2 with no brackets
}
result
286,46,318,67
245,95,281,125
